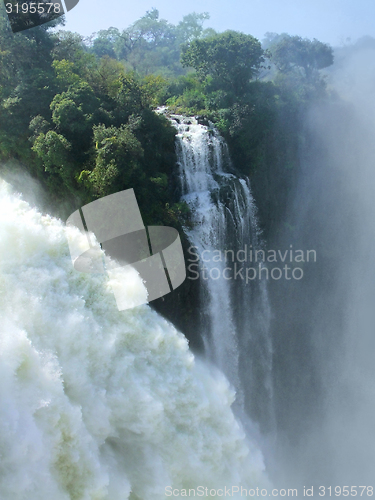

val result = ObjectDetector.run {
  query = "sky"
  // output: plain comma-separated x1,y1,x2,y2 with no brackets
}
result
61,0,375,46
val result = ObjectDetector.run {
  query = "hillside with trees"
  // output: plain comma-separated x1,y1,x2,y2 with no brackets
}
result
0,8,334,239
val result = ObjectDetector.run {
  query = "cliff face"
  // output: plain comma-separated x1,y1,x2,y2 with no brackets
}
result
151,102,305,354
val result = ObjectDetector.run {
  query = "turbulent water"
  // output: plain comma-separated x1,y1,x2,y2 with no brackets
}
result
0,180,269,498
172,116,273,430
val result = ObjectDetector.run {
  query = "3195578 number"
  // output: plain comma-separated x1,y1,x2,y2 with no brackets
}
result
5,3,61,14
319,486,374,496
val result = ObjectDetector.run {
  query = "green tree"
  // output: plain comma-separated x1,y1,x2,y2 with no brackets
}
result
270,35,334,78
79,55,125,105
52,30,95,79
91,28,120,59
0,10,61,159
175,12,210,44
181,30,264,95
89,10,211,78
32,130,75,191
50,82,99,150
52,59,81,88
52,30,86,61
82,124,144,196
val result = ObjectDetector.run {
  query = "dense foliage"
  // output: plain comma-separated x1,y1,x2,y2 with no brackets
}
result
267,34,334,78
0,11,186,226
181,31,264,95
0,7,334,237
89,9,213,78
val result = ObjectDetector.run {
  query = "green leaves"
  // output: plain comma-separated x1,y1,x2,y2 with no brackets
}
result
181,31,264,95
0,7,333,237
50,82,99,151
52,59,81,88
33,130,71,173
32,130,76,192
89,10,211,78
269,35,334,79
82,123,143,197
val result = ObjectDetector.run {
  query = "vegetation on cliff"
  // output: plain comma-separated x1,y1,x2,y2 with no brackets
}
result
0,8,333,237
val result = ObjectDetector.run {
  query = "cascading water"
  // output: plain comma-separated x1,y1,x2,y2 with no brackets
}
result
171,116,274,432
0,179,269,498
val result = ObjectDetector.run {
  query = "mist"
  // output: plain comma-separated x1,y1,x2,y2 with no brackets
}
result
270,38,375,487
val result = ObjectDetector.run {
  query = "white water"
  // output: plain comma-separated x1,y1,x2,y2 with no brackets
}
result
172,116,273,427
174,117,240,391
0,180,268,499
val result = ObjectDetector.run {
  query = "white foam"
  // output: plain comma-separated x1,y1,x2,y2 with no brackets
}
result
0,180,268,498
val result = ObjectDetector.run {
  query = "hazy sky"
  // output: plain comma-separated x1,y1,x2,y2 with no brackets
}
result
61,0,375,46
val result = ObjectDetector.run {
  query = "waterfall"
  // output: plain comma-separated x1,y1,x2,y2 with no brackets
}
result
171,115,274,431
0,179,269,498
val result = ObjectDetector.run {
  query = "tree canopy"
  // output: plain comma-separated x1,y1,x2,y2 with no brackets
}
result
181,31,264,94
90,9,212,77
0,7,334,231
268,34,334,78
